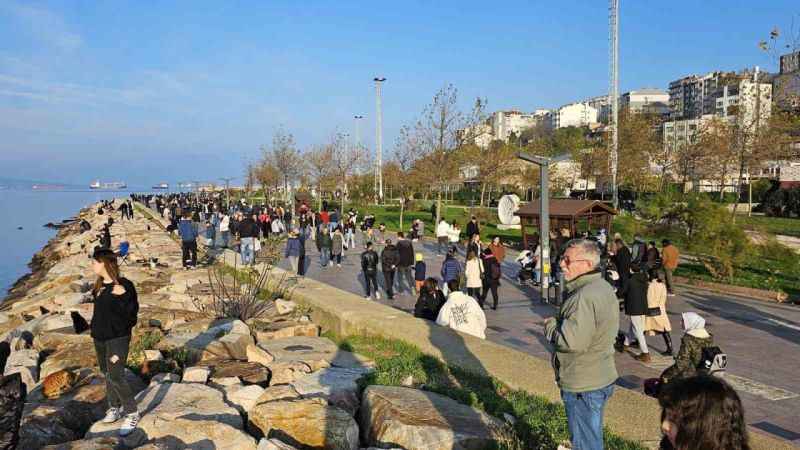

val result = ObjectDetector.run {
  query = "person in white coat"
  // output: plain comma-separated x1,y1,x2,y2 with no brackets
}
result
436,279,487,339
464,250,484,303
436,219,451,255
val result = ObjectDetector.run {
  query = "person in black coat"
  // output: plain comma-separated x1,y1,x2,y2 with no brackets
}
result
480,248,502,310
616,264,652,363
414,278,446,321
466,216,480,241
361,242,379,299
380,240,399,300
612,239,632,292
395,232,415,295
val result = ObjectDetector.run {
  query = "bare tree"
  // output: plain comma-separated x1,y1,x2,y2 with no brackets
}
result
306,144,336,210
330,132,366,213
263,128,303,204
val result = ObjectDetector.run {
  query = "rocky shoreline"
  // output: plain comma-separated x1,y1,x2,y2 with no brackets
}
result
0,200,504,450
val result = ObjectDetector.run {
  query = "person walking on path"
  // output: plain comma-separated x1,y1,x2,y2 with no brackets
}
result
177,212,199,269
611,239,631,291
464,250,484,304
466,233,482,263
284,230,302,274
89,248,141,437
219,212,231,249
436,218,451,255
544,239,618,450
395,232,415,295
436,279,487,339
660,312,714,384
630,234,646,266
466,216,480,242
316,227,332,268
488,236,505,262
297,230,307,276
414,277,445,321
414,253,426,293
238,214,260,266
616,264,652,363
380,239,399,300
644,271,673,355
448,223,461,250
331,227,345,267
361,242,380,300
661,239,679,296
645,241,660,275
440,247,462,296
480,247,502,310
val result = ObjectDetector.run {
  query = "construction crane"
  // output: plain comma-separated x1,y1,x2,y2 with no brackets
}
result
609,0,619,210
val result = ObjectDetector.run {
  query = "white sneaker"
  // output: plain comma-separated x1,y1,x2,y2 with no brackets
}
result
119,412,140,437
101,407,122,424
337,263,341,267
375,292,381,300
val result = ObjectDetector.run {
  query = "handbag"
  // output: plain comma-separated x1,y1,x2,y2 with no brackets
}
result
254,239,262,252
646,306,661,317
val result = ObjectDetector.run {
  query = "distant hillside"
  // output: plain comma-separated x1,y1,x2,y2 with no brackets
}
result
0,177,82,190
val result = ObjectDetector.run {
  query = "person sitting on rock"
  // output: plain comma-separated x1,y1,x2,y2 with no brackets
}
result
89,247,140,437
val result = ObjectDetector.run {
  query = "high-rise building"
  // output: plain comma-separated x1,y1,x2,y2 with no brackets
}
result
668,72,731,120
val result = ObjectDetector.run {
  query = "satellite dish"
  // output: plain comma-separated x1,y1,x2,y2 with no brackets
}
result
497,194,521,226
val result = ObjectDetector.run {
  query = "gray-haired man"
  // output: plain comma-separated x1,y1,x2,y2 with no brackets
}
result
544,239,619,450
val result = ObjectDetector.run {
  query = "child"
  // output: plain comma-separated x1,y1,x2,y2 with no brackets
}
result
414,253,426,293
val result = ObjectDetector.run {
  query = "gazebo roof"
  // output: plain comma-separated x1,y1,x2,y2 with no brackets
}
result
515,199,617,218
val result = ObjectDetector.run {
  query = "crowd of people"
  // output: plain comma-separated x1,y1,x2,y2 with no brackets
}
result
87,194,744,449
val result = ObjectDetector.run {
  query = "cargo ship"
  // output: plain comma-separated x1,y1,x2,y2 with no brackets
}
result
152,182,169,190
89,180,127,190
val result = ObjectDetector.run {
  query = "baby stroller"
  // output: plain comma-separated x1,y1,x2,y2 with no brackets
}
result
515,250,537,285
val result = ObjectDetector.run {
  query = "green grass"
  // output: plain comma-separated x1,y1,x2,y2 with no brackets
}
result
736,214,800,238
326,332,646,450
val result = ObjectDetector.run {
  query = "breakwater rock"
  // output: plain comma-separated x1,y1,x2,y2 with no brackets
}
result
1,199,502,449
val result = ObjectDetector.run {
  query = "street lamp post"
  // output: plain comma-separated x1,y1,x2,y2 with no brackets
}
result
219,177,234,211
374,77,386,204
518,151,571,304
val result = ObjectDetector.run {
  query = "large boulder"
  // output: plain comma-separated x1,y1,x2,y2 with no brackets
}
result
259,336,340,372
40,341,98,379
85,382,257,449
257,437,299,450
254,321,319,342
4,349,39,389
156,319,253,362
359,386,503,450
290,367,372,415
41,436,121,449
248,397,359,450
225,384,266,415
209,359,271,386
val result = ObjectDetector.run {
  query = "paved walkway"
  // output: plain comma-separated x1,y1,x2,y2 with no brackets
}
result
273,232,800,447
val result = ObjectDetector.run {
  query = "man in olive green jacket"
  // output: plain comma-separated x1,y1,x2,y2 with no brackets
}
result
544,239,618,450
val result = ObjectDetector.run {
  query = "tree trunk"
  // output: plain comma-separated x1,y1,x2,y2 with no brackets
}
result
480,182,487,207
399,197,405,231
435,189,442,229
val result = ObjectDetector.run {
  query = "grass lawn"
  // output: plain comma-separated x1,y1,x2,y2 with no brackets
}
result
735,214,800,238
326,332,645,450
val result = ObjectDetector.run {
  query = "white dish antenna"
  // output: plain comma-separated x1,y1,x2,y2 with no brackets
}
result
497,194,521,225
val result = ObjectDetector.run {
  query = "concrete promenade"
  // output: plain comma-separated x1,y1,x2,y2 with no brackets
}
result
275,232,800,447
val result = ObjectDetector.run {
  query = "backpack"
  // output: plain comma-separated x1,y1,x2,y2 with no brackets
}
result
490,261,502,280
698,346,727,377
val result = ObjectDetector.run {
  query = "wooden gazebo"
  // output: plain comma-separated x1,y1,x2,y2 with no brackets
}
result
514,199,617,250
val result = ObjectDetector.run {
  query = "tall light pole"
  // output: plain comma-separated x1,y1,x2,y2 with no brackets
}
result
608,0,620,210
219,177,234,211
374,77,386,204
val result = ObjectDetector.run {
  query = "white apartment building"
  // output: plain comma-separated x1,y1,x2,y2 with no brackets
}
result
552,102,599,129
713,79,772,126
621,89,669,115
491,110,539,142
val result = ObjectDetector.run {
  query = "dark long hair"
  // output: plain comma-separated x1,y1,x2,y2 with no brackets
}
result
92,252,121,295
658,376,749,450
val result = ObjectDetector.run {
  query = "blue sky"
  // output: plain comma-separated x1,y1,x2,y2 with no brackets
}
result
0,0,796,187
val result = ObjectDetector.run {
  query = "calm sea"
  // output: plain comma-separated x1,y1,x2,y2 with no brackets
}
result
0,189,132,299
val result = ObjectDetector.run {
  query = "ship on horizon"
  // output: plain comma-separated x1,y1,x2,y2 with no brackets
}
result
152,182,169,190
89,180,127,190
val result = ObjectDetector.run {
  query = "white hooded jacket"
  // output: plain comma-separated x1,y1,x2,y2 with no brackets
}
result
436,291,487,339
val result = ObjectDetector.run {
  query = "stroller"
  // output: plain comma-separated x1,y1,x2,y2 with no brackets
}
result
515,249,537,285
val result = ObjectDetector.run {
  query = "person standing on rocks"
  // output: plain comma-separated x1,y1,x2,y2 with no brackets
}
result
177,211,199,269
544,239,618,450
361,241,380,300
89,248,140,437
380,239,399,300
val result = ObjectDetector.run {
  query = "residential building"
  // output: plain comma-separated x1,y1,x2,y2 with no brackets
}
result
775,49,800,112
552,102,599,129
491,110,539,142
621,89,669,116
711,78,772,125
585,95,610,123
668,71,730,120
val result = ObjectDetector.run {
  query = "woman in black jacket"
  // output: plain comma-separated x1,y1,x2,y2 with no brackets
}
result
414,278,446,321
90,248,140,437
616,263,652,363
480,248,502,310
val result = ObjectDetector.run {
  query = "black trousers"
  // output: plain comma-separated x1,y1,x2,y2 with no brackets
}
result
481,283,499,309
298,255,307,276
467,287,481,304
382,270,395,299
364,272,378,296
182,240,197,267
94,336,136,413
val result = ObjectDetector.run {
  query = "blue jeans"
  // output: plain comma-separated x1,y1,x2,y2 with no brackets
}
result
240,237,255,265
320,248,330,266
220,231,230,248
561,384,614,450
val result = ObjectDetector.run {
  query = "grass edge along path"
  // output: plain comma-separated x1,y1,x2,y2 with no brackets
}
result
325,331,646,450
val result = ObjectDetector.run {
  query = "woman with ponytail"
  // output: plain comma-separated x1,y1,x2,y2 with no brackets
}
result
90,247,140,437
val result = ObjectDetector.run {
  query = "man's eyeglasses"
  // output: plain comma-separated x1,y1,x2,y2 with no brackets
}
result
562,255,590,266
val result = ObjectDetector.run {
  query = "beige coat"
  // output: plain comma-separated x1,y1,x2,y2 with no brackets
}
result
465,258,484,288
645,281,672,333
